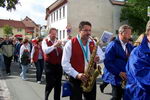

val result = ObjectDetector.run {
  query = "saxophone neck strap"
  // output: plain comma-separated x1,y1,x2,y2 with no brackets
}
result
77,35,89,62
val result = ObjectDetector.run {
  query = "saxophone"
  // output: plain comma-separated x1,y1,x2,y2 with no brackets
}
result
121,79,126,89
81,39,102,92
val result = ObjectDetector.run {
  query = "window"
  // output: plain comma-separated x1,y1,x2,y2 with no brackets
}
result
60,30,61,40
63,6,65,18
51,14,53,23
53,13,55,22
56,10,58,20
57,30,59,39
17,28,22,32
53,12,55,22
63,30,65,38
59,8,61,19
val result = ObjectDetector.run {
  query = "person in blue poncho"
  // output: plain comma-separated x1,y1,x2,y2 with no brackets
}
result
124,21,150,100
104,24,134,100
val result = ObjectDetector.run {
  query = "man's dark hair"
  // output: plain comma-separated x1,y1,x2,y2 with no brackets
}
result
18,37,23,41
49,28,57,33
79,21,92,31
22,38,29,44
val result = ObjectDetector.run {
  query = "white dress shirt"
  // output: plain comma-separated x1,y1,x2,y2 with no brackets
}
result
120,40,127,52
31,45,43,60
42,37,57,54
61,38,105,78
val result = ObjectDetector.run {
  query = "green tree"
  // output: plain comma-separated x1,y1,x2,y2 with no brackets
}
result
3,25,13,36
0,0,19,11
120,0,150,35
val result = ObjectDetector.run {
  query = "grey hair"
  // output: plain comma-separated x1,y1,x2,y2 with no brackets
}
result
118,24,132,34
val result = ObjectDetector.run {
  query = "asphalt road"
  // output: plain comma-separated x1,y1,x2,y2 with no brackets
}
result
0,62,112,100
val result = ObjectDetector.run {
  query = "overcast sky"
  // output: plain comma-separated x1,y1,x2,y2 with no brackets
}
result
0,0,57,26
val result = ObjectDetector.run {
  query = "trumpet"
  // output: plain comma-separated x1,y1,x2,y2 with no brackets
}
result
54,40,63,47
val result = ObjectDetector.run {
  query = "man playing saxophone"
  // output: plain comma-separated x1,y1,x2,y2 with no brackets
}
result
61,21,104,100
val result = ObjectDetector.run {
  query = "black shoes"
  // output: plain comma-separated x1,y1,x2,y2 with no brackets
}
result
99,84,104,93
99,82,109,93
7,73,11,75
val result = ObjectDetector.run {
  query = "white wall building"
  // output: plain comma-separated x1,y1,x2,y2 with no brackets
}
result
45,0,126,40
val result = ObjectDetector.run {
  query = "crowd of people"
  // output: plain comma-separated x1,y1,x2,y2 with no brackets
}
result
0,20,150,100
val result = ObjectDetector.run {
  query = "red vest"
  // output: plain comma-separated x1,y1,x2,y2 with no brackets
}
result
70,37,95,73
44,39,63,64
33,44,44,62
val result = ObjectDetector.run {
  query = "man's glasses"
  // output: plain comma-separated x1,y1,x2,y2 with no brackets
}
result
81,30,91,32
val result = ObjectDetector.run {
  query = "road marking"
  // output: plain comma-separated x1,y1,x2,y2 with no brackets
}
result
0,73,11,100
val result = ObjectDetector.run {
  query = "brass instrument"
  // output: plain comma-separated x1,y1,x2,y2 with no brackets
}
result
121,79,126,89
81,39,102,92
134,33,145,46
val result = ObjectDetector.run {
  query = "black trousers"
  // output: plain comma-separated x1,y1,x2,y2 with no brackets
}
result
14,55,18,62
3,55,12,73
69,77,96,100
111,85,123,100
34,59,44,81
44,62,62,100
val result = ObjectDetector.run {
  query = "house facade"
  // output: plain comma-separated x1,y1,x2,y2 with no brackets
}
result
0,19,25,37
0,16,40,38
45,0,126,40
22,16,41,38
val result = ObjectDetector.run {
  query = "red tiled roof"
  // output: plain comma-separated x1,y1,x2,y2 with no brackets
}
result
22,16,38,28
0,19,25,28
45,0,68,20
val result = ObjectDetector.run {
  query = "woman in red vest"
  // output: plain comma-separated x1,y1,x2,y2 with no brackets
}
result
31,37,44,84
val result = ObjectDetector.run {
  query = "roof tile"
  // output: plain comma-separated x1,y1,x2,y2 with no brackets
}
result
0,19,25,28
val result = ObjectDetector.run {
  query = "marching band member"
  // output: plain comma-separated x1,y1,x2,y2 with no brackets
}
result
42,28,63,100
104,24,133,100
31,37,44,84
124,21,150,100
62,21,104,100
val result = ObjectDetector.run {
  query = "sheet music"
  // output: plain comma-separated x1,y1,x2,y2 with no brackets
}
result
100,31,113,43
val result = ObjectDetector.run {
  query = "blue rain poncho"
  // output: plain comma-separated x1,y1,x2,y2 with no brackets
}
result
124,36,150,100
